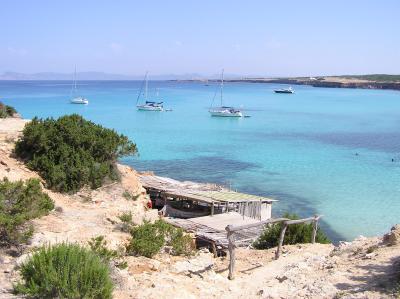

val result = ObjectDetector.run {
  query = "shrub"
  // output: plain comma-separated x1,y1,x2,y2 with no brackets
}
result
126,221,165,258
14,114,137,193
0,178,54,247
0,102,17,118
14,243,113,299
126,220,193,258
122,190,132,200
170,228,194,256
122,190,140,201
88,235,118,262
88,235,127,270
118,211,133,232
253,213,330,249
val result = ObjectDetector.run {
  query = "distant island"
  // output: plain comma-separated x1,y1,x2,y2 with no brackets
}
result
225,74,400,91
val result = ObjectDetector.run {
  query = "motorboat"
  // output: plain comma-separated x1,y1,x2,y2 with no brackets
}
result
274,86,295,94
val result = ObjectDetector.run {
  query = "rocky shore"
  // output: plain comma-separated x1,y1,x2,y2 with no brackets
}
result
0,117,399,299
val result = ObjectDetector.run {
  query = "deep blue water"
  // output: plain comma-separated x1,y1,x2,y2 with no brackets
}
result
1,80,399,241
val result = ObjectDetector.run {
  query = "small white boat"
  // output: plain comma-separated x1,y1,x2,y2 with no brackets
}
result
70,67,89,104
209,69,245,117
70,96,89,105
136,72,164,111
274,86,295,94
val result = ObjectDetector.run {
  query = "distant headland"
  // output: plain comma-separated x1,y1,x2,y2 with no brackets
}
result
225,75,400,91
177,74,400,91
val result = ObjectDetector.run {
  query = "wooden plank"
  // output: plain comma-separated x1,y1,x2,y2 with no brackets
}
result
227,217,289,232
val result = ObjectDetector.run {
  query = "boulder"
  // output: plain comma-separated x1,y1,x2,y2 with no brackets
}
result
383,224,400,246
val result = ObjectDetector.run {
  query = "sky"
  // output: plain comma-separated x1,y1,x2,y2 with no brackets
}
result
1,0,399,77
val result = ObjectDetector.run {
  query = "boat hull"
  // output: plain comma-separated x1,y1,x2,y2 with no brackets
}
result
137,105,163,111
209,110,243,117
160,205,210,219
70,97,89,104
274,90,294,94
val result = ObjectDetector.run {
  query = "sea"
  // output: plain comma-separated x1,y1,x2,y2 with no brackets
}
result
1,80,399,242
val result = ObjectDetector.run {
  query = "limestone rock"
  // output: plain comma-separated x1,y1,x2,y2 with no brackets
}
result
383,224,400,246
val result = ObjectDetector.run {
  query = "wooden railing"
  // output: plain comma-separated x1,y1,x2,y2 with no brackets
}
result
225,215,322,280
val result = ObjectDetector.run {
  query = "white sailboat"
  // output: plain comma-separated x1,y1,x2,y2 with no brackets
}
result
70,67,89,104
209,69,243,117
136,72,164,111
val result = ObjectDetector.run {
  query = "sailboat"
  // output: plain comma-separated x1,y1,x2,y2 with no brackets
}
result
136,72,164,111
70,67,89,104
209,69,243,117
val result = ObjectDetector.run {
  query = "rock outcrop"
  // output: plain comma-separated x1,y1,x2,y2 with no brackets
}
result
383,225,400,246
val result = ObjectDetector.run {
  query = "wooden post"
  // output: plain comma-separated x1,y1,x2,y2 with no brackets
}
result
226,225,236,280
275,222,288,260
211,242,217,257
311,216,318,244
211,201,215,216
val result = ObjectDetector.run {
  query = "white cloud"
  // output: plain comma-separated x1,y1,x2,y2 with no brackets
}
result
175,41,183,47
234,43,241,51
7,47,28,56
109,42,124,53
265,39,282,49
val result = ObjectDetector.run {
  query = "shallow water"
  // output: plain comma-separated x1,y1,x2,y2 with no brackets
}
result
1,80,399,241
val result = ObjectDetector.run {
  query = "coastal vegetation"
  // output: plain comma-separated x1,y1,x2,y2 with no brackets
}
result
253,213,330,249
14,114,137,193
0,178,54,248
118,211,134,232
340,74,400,82
126,220,193,258
14,243,113,299
0,102,17,118
88,235,127,269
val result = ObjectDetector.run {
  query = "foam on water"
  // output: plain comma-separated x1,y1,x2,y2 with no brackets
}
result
1,80,399,241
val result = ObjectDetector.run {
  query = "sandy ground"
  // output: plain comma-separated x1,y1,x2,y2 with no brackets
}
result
0,118,399,299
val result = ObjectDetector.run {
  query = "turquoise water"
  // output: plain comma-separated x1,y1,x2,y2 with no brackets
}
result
1,80,399,241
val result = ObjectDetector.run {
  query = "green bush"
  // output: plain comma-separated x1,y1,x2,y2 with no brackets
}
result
126,221,165,258
14,114,137,193
14,243,113,299
122,190,140,201
118,211,133,232
253,213,330,249
88,235,118,263
0,102,17,118
126,220,193,258
0,178,54,247
88,235,127,269
170,228,194,256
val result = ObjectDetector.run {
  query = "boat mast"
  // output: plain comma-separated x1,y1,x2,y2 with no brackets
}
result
71,66,77,97
74,65,76,92
220,69,224,106
145,72,148,101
